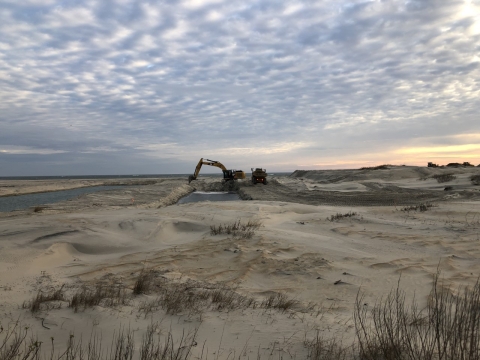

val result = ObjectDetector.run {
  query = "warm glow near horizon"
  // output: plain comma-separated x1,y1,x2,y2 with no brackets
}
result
396,144,480,155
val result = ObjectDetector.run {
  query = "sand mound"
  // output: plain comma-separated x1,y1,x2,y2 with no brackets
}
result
291,165,480,183
30,242,83,270
138,184,194,208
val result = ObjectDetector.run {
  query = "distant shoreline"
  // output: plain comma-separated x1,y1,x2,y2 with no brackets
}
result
0,172,292,181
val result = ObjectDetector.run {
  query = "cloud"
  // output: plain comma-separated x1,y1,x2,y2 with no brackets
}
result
396,144,480,155
0,0,479,175
0,146,68,155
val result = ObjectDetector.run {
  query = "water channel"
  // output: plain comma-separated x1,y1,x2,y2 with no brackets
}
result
0,186,123,212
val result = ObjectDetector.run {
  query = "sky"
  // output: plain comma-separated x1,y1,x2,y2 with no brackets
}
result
1,0,479,176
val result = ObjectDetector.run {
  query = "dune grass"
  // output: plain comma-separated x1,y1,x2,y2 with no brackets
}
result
22,285,65,313
327,211,357,221
16,270,480,359
69,284,129,312
209,219,262,239
0,322,195,360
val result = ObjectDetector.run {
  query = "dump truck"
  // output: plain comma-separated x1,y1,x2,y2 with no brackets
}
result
251,168,268,185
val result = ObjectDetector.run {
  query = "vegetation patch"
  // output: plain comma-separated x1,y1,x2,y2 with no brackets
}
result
261,293,298,313
327,212,357,221
69,284,129,312
133,270,154,295
354,276,480,360
401,203,435,212
12,273,480,359
22,285,65,313
210,219,262,239
432,173,456,183
138,277,257,318
0,321,195,360
360,165,390,170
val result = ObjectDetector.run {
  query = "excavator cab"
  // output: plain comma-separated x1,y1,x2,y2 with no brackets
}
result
223,169,245,181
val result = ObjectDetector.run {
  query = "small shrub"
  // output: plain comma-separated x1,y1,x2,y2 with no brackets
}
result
432,173,456,183
327,212,357,221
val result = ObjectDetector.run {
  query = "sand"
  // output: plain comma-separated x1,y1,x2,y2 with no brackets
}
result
1,166,480,359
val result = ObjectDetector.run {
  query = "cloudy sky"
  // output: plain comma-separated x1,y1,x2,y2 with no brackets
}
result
1,0,479,176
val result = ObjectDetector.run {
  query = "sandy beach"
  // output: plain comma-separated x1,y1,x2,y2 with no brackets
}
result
1,165,480,359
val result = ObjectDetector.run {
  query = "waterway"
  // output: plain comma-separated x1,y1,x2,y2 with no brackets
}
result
177,191,240,204
0,186,124,212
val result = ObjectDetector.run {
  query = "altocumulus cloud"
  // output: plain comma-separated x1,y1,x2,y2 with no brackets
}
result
1,0,479,175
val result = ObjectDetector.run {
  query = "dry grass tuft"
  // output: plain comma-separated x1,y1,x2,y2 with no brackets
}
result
139,279,256,318
261,293,298,313
305,332,350,360
69,284,129,312
354,275,480,360
0,321,194,360
0,321,41,360
133,270,154,295
22,285,65,313
327,212,357,221
210,219,262,239
140,323,197,360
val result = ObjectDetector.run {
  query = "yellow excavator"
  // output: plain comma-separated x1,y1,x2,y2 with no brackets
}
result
188,158,246,183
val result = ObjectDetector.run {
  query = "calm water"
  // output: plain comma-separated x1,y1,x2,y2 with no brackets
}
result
0,186,123,212
177,191,240,204
0,174,218,180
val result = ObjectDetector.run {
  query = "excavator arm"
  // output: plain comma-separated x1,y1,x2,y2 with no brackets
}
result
188,158,244,183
